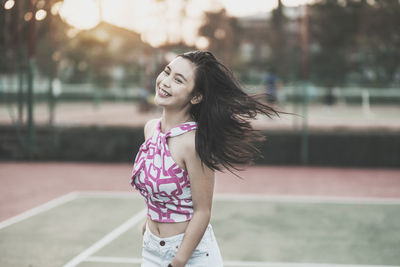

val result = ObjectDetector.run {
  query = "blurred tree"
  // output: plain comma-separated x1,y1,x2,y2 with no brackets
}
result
308,0,399,87
62,22,151,88
269,0,289,79
233,15,270,80
35,0,69,78
2,0,399,91
358,0,400,86
198,8,238,67
0,0,67,75
0,0,27,74
35,0,70,125
308,0,362,86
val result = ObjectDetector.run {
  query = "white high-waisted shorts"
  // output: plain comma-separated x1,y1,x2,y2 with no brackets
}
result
141,223,223,266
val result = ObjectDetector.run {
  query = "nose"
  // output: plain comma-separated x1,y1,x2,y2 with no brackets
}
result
159,75,171,88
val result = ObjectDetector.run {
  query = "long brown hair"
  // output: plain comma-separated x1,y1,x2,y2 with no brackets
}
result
179,51,280,176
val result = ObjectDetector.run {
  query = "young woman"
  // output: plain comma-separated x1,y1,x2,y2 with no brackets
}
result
131,51,279,267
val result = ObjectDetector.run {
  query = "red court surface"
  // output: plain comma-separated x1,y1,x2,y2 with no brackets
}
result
1,162,399,222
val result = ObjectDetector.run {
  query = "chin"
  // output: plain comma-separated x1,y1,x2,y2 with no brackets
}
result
153,95,168,107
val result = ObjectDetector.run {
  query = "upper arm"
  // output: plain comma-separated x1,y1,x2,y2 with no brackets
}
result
144,118,159,140
183,134,215,214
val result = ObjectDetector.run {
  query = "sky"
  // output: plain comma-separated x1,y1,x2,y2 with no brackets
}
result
57,0,314,47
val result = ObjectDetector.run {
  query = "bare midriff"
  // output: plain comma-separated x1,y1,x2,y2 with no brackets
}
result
147,218,190,238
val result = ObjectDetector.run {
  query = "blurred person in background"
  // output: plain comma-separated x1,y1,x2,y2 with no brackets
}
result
264,68,282,104
139,75,157,113
131,51,279,266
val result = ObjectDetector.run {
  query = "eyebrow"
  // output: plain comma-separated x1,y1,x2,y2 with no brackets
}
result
166,66,187,82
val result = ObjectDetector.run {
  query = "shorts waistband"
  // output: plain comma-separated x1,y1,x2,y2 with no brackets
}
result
145,223,212,244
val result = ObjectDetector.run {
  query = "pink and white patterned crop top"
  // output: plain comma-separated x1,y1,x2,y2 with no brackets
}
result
131,119,198,223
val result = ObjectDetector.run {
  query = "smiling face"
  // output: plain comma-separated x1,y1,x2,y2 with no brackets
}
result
154,56,202,111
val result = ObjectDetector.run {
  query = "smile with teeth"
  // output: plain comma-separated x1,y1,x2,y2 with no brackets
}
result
159,87,172,97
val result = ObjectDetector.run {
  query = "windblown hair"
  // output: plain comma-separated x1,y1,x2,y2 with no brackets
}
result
179,51,280,176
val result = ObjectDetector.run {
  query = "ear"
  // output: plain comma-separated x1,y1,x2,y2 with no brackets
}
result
190,94,203,105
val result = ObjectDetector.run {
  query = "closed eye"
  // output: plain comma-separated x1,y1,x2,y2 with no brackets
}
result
164,65,188,83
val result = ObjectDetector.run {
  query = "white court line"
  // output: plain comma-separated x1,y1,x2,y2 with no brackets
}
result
75,191,141,199
0,191,142,230
84,256,400,267
214,194,400,205
221,262,400,267
2,191,398,266
75,191,400,205
2,191,397,230
62,208,146,267
85,256,141,264
0,192,78,230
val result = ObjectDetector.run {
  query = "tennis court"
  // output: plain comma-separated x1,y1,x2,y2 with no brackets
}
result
1,163,399,267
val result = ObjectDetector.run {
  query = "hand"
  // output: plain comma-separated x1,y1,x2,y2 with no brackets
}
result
170,258,185,267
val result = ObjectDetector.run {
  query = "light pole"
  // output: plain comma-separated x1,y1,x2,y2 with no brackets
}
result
300,3,309,165
27,0,36,160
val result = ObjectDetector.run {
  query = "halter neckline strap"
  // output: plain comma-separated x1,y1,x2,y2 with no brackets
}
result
157,119,198,138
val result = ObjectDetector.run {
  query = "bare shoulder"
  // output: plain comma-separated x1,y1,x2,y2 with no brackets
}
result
181,130,197,156
144,118,159,140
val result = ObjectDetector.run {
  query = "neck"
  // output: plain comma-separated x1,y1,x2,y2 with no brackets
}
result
160,107,193,133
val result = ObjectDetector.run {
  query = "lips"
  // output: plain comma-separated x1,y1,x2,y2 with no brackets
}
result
158,87,172,97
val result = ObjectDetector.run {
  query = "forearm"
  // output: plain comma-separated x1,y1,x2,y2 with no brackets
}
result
170,210,211,267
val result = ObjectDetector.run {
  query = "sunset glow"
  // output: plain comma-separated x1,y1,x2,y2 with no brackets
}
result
4,0,15,10
220,0,278,16
59,0,100,30
35,9,47,21
57,0,314,47
282,0,316,7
